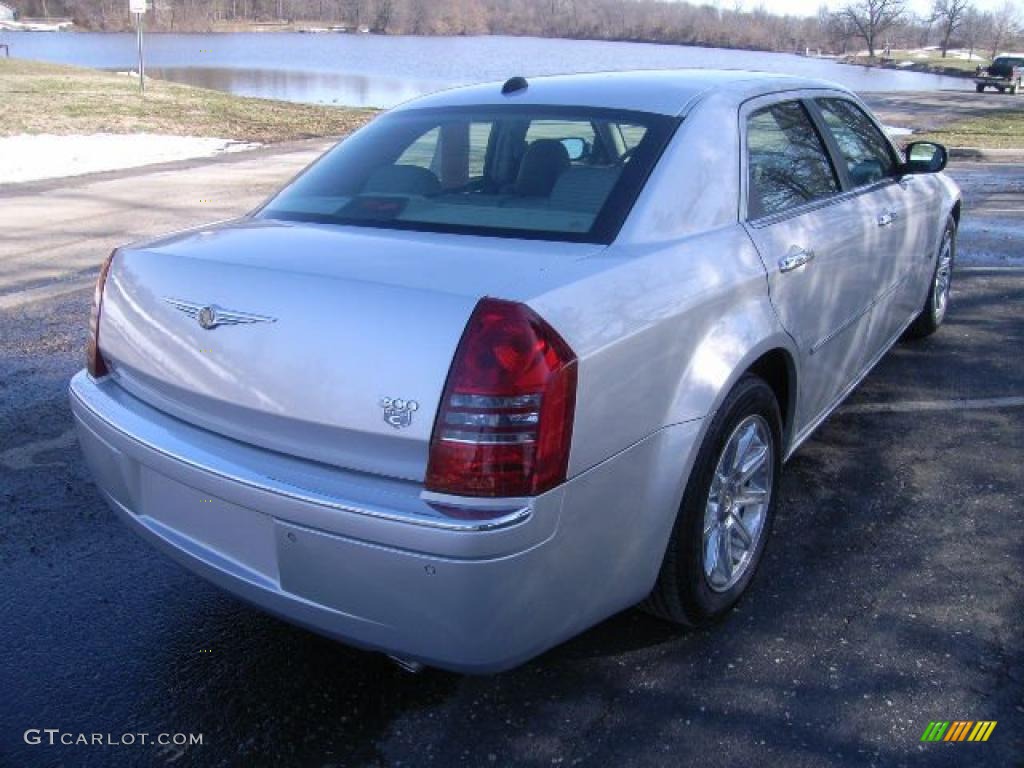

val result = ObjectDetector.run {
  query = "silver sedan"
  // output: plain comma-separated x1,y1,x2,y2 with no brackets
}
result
70,70,961,672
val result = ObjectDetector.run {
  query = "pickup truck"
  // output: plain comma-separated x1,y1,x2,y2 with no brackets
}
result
975,56,1024,93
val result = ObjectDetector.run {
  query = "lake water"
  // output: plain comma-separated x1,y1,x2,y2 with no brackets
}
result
1,31,970,108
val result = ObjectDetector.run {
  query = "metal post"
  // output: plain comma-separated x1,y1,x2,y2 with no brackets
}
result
136,12,145,94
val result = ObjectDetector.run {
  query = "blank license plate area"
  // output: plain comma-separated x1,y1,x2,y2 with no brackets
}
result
140,467,279,582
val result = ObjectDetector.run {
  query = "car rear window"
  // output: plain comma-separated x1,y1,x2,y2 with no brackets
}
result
256,105,678,244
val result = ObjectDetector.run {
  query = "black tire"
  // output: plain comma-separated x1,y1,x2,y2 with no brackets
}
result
643,374,782,626
1010,83,1019,95
906,215,956,339
976,83,985,93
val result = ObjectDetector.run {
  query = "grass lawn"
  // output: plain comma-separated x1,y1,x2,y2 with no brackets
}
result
914,108,1024,150
844,50,987,77
887,49,989,73
0,58,376,143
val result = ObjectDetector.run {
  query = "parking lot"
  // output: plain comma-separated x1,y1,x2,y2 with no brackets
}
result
0,153,1021,767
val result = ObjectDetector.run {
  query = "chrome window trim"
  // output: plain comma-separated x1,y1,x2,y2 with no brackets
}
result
746,177,902,229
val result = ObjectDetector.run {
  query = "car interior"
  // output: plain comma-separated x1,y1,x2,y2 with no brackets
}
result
342,117,643,227
260,106,678,240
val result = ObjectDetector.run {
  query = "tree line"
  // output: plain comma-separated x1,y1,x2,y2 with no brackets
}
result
10,0,1023,60
830,0,1021,60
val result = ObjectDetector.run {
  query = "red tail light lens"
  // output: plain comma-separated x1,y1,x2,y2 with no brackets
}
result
425,298,577,497
86,250,117,378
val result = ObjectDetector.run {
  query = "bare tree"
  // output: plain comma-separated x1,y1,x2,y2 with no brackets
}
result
960,6,987,61
988,0,1021,59
340,0,363,27
837,0,907,58
404,0,429,34
23,0,952,51
820,4,856,53
932,0,972,57
371,0,393,31
909,10,934,46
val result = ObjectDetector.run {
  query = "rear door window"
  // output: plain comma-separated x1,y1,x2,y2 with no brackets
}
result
746,101,840,220
815,98,897,188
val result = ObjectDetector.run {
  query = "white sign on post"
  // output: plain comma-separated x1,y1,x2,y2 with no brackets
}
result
130,0,147,93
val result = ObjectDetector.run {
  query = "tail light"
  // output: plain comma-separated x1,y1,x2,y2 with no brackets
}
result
86,250,117,378
425,298,577,498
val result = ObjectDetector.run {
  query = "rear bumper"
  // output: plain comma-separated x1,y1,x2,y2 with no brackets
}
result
70,371,701,672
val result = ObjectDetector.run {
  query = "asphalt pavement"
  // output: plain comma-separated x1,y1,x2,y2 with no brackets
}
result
0,149,1021,768
862,90,1024,134
0,137,335,310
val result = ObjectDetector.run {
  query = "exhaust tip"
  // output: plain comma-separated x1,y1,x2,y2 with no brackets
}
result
388,655,425,674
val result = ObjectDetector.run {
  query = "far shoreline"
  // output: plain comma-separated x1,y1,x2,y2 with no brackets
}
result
1,26,989,82
2,26,796,55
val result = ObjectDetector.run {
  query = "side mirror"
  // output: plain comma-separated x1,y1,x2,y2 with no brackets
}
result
902,141,948,174
560,137,588,161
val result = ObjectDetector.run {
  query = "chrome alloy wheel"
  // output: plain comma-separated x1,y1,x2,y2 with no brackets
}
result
702,414,773,593
933,232,954,323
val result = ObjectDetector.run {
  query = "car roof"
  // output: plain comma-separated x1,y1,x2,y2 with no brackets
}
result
391,69,849,117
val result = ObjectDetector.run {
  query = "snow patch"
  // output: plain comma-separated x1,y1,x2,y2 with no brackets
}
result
0,133,261,184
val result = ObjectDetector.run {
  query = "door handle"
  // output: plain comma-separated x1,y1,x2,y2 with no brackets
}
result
878,210,896,227
778,247,815,273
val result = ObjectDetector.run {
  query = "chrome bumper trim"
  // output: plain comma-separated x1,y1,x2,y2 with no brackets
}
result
70,377,531,533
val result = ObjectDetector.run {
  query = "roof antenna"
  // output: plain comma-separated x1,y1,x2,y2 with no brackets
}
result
501,76,528,95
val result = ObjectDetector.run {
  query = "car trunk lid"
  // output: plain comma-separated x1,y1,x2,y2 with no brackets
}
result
97,218,602,481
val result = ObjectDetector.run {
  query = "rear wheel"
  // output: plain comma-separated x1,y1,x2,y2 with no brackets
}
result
906,216,956,339
976,83,985,92
643,375,781,626
1010,82,1019,95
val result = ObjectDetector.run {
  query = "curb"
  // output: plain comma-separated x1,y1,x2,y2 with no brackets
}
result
948,147,1024,162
